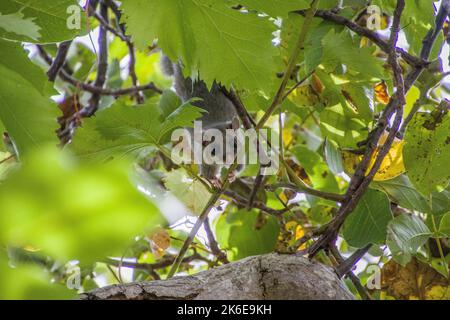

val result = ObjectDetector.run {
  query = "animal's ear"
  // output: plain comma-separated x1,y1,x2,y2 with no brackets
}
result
231,116,240,130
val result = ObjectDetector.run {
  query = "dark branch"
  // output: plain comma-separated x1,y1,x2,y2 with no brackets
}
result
307,0,409,257
105,252,206,273
293,9,427,68
204,216,229,264
266,182,345,203
335,244,372,278
223,190,293,216
80,2,109,117
47,41,72,82
329,245,372,300
36,46,163,96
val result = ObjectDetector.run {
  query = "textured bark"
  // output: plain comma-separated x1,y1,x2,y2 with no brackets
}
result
80,253,354,300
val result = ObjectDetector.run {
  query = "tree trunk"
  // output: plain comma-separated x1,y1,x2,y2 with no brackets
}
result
80,253,354,300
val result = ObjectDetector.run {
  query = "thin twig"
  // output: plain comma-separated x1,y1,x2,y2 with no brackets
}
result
335,244,372,278
0,154,14,165
105,252,206,273
166,162,239,278
204,216,229,264
256,0,319,130
80,2,109,117
266,182,345,203
36,46,163,96
223,189,295,216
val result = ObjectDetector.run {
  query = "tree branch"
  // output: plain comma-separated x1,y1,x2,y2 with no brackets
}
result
293,9,427,68
47,41,72,82
82,253,354,300
223,189,294,216
36,46,163,96
307,0,408,257
80,2,109,117
204,216,229,264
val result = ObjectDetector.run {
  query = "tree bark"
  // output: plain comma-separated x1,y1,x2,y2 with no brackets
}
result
80,253,354,300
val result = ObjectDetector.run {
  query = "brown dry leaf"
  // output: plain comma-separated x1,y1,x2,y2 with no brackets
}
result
148,227,170,259
374,81,390,105
311,73,324,94
281,158,310,185
341,90,359,113
381,258,450,300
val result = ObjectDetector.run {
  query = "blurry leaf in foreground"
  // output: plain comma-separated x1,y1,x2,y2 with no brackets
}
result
0,251,75,300
0,146,164,264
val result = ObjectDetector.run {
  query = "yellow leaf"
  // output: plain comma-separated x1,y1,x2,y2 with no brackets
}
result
342,132,405,181
282,127,294,147
369,132,405,181
288,85,320,106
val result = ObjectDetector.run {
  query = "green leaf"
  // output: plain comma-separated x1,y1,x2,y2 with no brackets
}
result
70,93,204,162
292,144,339,193
0,9,41,40
215,209,279,261
403,112,450,195
321,29,385,79
319,103,367,148
340,81,374,121
387,214,432,265
164,169,211,215
0,40,58,156
121,0,279,92
371,175,430,213
0,120,5,150
402,1,437,59
439,212,450,237
0,0,87,43
235,0,309,18
343,189,393,248
324,139,344,175
0,146,164,264
0,38,53,94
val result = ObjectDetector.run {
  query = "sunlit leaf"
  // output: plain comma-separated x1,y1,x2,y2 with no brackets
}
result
404,112,450,195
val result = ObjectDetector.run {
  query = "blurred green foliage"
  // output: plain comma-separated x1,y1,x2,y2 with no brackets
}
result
0,146,164,265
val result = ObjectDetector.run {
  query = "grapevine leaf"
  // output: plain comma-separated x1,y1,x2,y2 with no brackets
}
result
121,0,279,92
